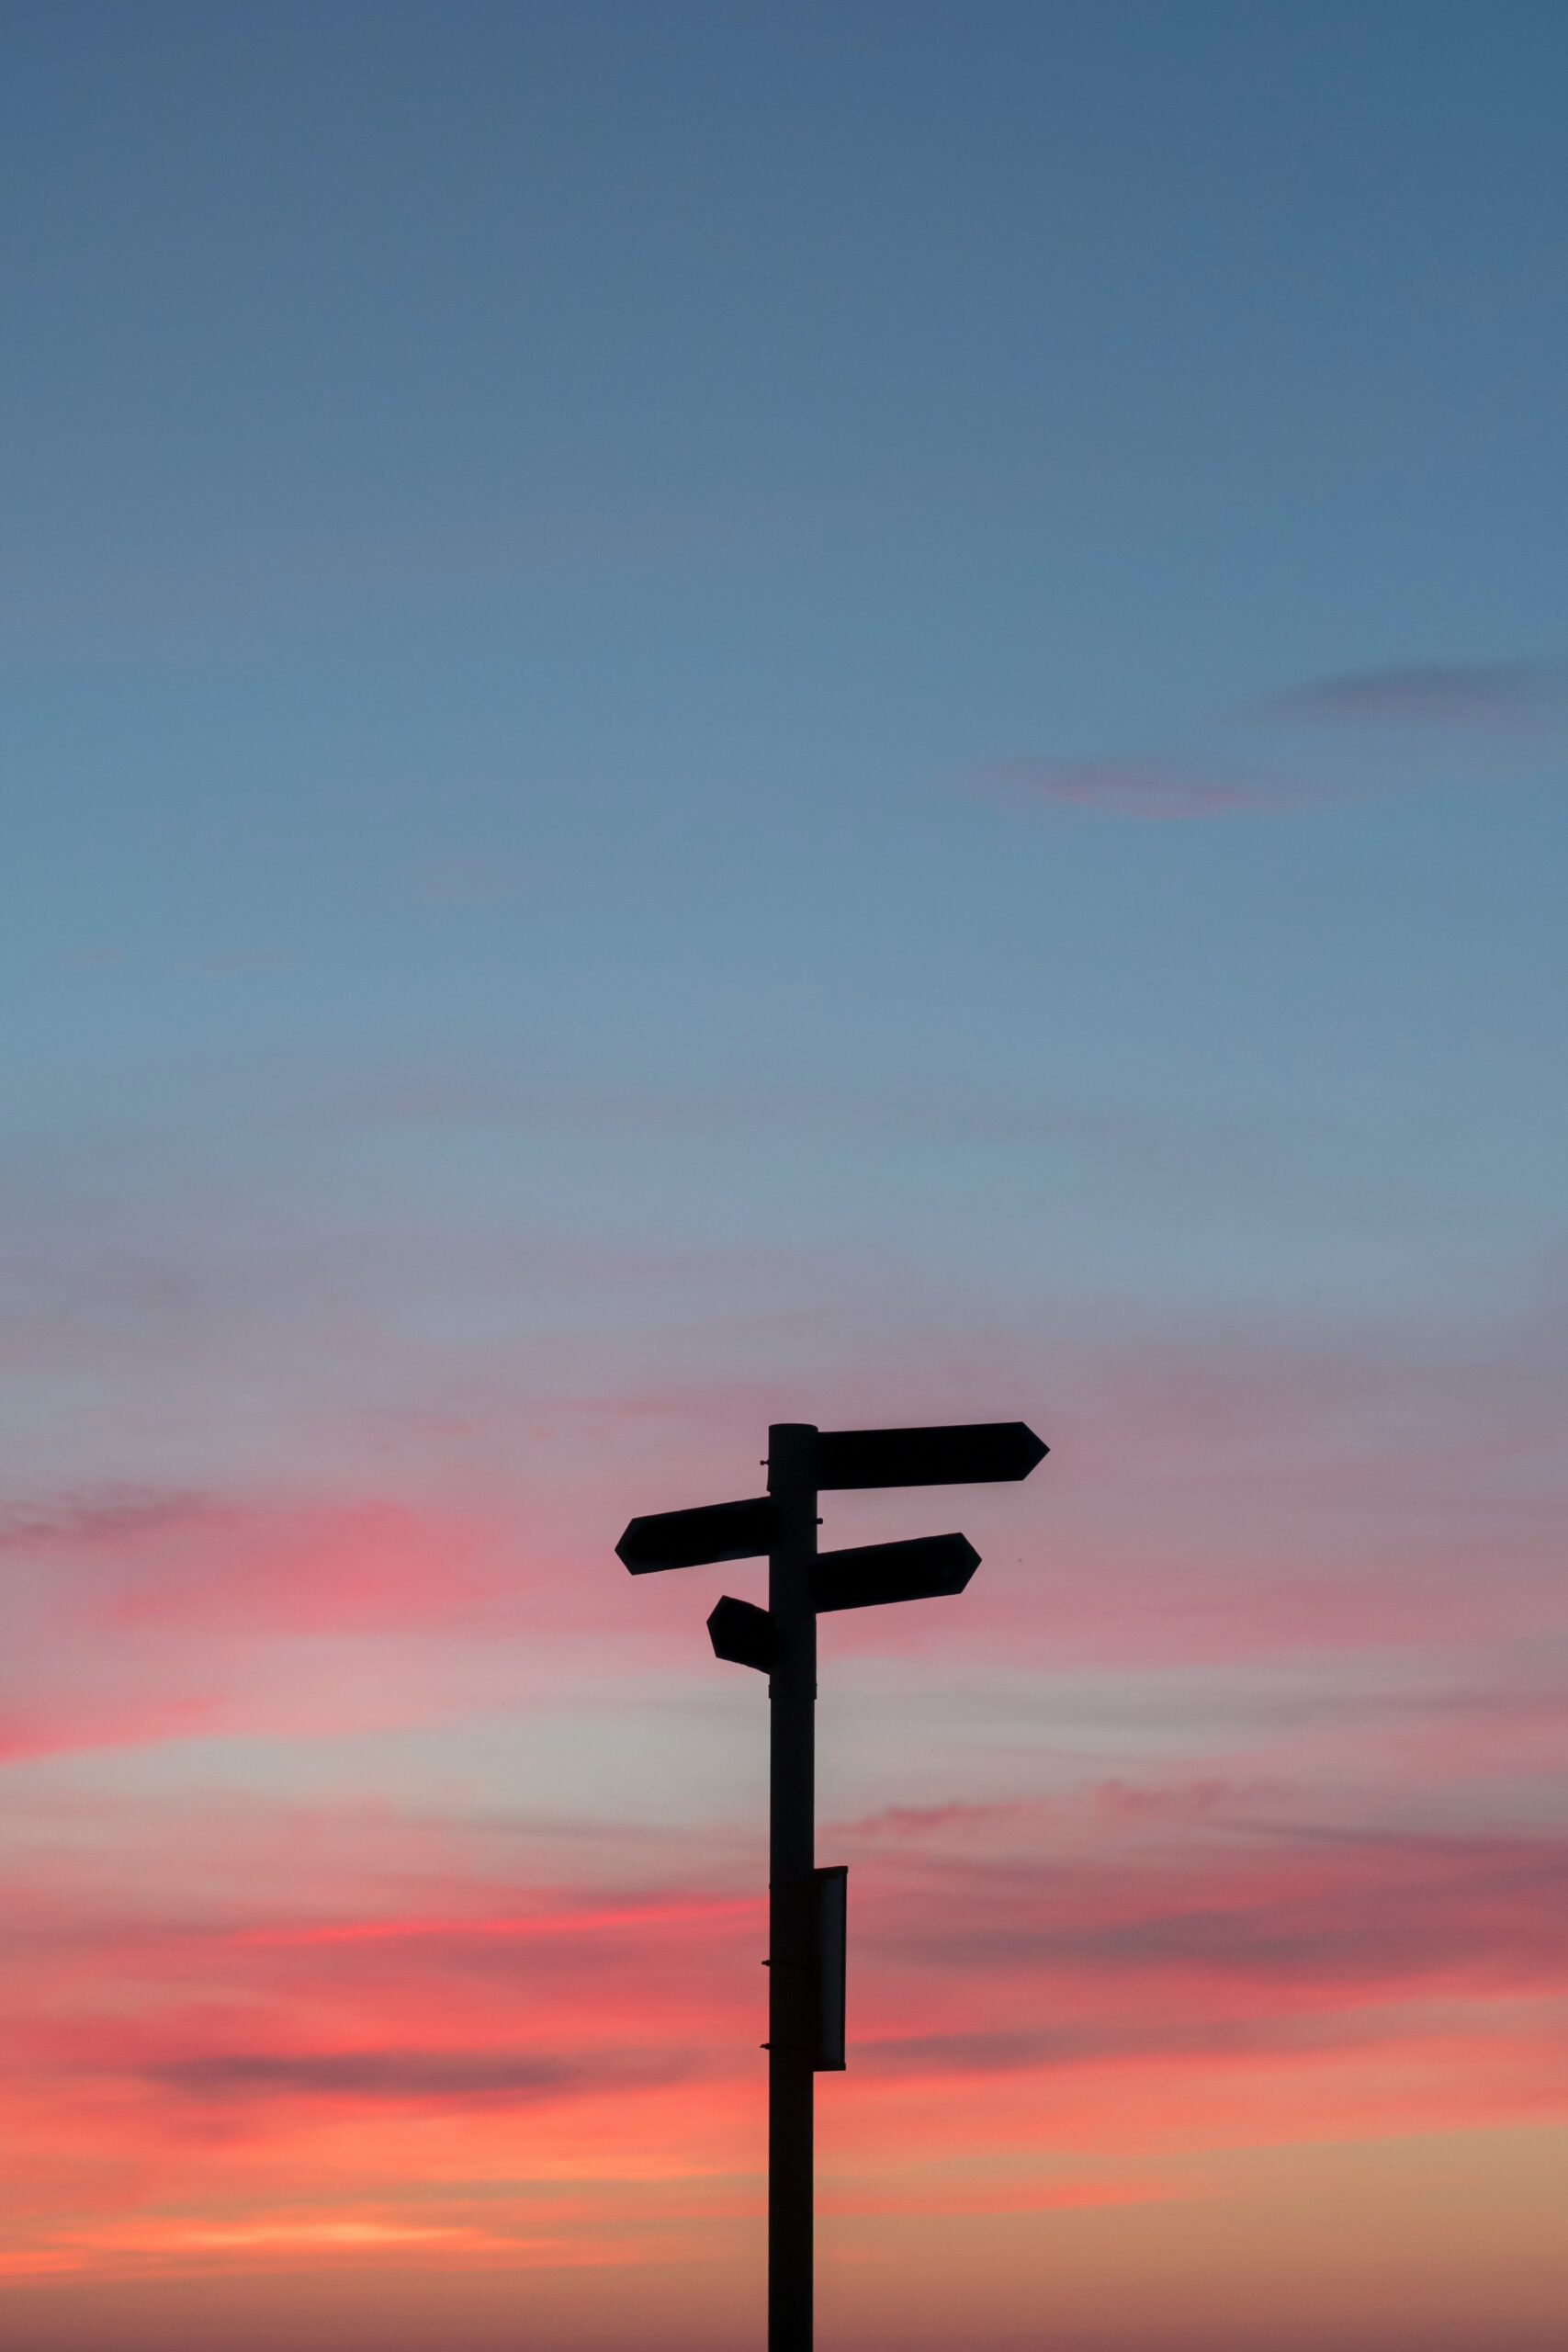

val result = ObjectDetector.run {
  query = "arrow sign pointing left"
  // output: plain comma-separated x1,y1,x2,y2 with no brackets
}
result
617,1495,778,1574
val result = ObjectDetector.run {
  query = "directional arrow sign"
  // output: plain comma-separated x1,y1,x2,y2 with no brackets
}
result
812,1532,980,1613
707,1595,776,1673
815,1419,1046,1491
617,1496,777,1574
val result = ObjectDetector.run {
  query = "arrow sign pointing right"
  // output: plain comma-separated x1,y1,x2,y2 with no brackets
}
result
617,1496,777,1574
812,1532,980,1613
815,1420,1046,1490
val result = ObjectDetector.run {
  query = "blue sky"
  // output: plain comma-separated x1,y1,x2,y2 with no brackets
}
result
6,9,1565,1311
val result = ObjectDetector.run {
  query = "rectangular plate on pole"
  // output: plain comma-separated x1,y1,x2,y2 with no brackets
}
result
813,1532,980,1613
815,1420,1047,1490
813,1866,847,2072
617,1496,777,1573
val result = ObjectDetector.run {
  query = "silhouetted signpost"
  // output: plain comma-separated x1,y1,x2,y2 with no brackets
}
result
618,1418,1048,2352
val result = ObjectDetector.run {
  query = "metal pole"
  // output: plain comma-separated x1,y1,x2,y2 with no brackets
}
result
767,1421,818,2352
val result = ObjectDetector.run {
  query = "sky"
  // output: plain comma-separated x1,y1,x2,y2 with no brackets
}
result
2,2,1566,2346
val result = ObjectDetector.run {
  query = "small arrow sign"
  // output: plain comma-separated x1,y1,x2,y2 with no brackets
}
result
813,1532,980,1613
617,1496,777,1574
708,1595,775,1673
815,1419,1046,1491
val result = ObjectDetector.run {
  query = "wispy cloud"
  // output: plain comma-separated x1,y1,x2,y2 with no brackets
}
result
10,1811,1567,2146
884,1825,1568,1994
962,758,1297,820
856,2010,1405,2077
0,1486,219,1554
966,653,1567,821
1248,662,1568,733
150,2046,690,2104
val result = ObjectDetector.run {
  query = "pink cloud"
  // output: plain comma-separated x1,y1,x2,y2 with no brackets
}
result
961,757,1299,820
833,1800,1035,1842
4,1762,1567,2311
100,1500,499,1636
1,1273,1562,2312
963,652,1567,831
1,1488,500,1638
0,1489,553,1764
6,1813,1566,2143
0,1697,222,1766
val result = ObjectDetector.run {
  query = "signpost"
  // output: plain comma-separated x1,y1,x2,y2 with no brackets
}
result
617,1419,1048,2352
